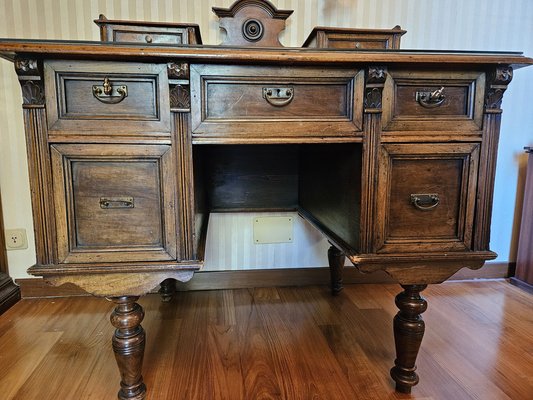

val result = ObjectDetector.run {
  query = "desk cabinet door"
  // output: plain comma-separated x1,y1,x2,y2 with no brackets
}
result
374,143,479,253
51,144,178,264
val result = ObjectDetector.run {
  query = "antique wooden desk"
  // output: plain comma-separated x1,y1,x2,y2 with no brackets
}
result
1,1,532,399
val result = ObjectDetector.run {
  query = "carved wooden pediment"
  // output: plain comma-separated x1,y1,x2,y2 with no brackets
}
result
212,0,293,47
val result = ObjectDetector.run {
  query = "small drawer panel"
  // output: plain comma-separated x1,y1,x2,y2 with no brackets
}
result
45,61,170,134
51,144,177,263
94,16,202,44
382,70,485,133
113,29,186,44
190,64,364,139
375,143,479,253
302,27,405,49
325,35,394,50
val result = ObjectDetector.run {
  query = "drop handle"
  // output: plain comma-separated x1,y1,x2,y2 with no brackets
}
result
410,194,440,211
262,87,294,107
92,77,128,104
416,87,445,108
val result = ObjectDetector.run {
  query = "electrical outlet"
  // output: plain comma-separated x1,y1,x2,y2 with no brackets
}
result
5,228,28,250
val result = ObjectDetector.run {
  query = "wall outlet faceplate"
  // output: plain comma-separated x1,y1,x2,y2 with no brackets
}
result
5,228,28,250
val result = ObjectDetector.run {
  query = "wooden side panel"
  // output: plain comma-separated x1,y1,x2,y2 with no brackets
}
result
299,143,362,251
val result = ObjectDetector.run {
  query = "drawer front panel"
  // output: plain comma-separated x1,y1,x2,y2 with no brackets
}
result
191,65,364,138
113,29,186,44
45,61,170,134
375,143,479,253
51,144,177,263
326,35,393,49
382,70,485,133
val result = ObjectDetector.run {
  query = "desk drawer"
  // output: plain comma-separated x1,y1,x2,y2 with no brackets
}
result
375,143,479,253
45,61,170,134
51,144,177,263
190,65,363,139
113,29,188,44
382,70,485,134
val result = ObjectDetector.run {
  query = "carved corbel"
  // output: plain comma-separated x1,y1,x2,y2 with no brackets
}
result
15,58,45,107
365,66,387,112
484,66,513,113
168,62,190,111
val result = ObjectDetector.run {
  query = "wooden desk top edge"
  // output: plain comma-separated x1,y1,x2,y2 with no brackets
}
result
0,39,532,68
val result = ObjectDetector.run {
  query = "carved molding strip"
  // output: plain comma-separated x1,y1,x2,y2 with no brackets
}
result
21,80,45,105
485,66,513,112
15,58,39,76
15,58,45,106
170,84,190,111
365,66,387,111
168,62,189,79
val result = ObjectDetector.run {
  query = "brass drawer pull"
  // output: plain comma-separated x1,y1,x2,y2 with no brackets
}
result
92,77,128,104
416,87,445,108
410,193,440,211
262,87,294,107
99,197,134,209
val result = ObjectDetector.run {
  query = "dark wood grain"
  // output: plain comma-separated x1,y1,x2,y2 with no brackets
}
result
390,284,428,393
514,149,533,286
327,245,345,295
200,144,299,211
299,143,362,251
109,296,147,400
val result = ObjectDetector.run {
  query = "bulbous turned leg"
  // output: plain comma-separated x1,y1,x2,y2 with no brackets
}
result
158,278,177,302
390,284,428,394
109,296,147,400
328,244,345,296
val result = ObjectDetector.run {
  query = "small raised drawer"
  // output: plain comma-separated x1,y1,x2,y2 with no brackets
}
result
94,15,202,45
45,60,170,134
375,143,479,253
51,144,177,263
303,26,405,49
190,64,364,140
382,70,485,133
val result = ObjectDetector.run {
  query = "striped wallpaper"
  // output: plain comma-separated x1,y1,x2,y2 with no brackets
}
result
0,0,532,277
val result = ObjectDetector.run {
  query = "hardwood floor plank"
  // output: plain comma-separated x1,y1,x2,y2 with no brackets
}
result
0,280,531,399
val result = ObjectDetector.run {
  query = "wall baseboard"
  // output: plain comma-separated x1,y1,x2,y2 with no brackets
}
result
16,262,511,299
509,277,533,294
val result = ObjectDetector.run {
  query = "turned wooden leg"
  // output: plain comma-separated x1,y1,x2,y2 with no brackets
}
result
327,244,345,296
390,284,428,394
109,296,147,400
158,278,177,302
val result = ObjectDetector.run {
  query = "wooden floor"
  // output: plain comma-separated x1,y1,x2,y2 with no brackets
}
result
0,280,532,400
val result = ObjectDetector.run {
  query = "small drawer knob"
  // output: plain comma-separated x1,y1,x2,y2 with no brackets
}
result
145,35,153,43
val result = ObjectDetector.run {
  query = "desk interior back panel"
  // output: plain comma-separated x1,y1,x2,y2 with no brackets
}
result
299,143,362,252
198,145,299,211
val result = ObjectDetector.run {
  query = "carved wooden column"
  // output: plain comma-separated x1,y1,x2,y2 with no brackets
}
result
327,244,345,295
15,58,57,266
109,296,147,400
390,284,428,393
474,66,513,250
360,66,386,253
156,62,195,303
